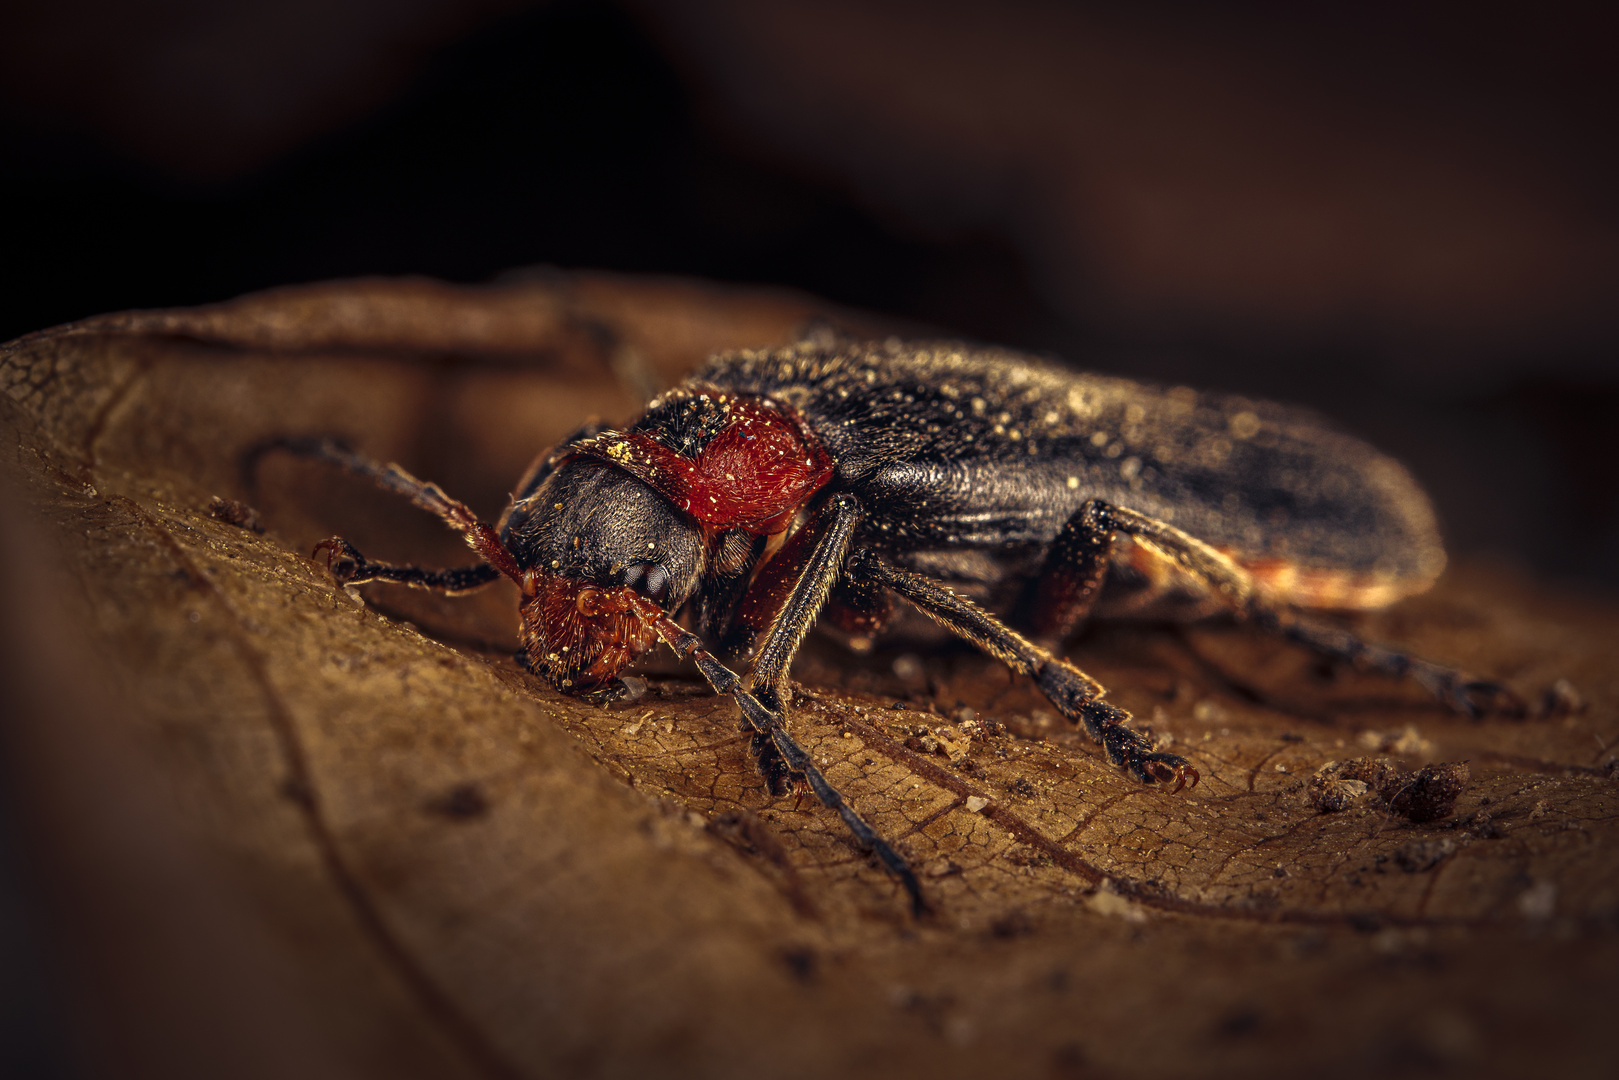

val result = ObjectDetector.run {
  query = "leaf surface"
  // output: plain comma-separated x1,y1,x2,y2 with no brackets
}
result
3,274,1615,1079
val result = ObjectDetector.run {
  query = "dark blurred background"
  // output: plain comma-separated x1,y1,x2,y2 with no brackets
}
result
3,0,1616,584
1,1,1616,1070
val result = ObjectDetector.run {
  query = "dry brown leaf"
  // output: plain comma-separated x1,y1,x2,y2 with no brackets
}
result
2,273,1616,1079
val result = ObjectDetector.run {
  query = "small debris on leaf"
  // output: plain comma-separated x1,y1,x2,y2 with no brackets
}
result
1356,724,1434,757
1392,836,1457,873
1307,758,1470,822
1517,879,1557,920
905,723,972,762
1085,881,1147,922
207,495,263,533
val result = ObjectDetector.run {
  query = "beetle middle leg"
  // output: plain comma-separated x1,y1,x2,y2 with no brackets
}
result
1029,499,1521,718
849,550,1198,790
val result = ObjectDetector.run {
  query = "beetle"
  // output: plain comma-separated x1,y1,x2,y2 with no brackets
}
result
258,333,1517,913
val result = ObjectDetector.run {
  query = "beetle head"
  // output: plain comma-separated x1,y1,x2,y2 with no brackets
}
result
503,459,705,696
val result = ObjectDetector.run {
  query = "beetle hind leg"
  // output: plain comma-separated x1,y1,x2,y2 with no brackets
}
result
1259,615,1524,718
1038,499,1523,718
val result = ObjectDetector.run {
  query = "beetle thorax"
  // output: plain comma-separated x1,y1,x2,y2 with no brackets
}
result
574,388,834,535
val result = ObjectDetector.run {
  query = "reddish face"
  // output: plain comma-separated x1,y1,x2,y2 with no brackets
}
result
519,571,660,693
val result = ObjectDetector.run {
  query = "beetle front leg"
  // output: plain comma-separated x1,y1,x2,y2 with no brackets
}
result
635,602,927,914
743,493,865,714
851,551,1198,792
690,493,866,792
629,496,928,913
743,492,863,795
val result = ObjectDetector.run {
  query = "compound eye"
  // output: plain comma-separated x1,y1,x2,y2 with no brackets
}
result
621,562,671,605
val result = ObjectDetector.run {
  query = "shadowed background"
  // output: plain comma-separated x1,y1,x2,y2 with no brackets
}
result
3,1,1616,1076
3,0,1615,585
